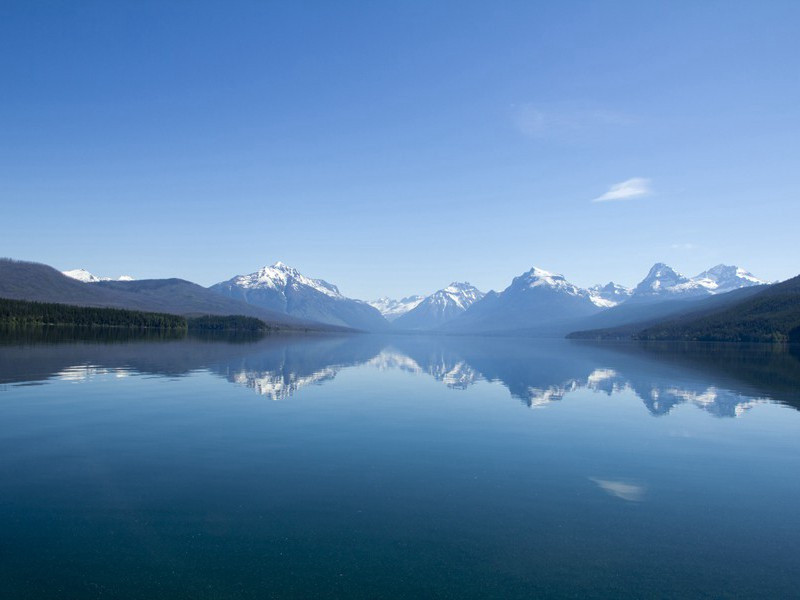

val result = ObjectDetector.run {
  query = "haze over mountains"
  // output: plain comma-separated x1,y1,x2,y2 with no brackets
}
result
2,257,779,336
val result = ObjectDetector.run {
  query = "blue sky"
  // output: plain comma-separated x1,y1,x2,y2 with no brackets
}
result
2,1,798,299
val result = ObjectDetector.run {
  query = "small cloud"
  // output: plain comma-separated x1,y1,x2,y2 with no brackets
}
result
592,177,652,203
513,104,636,140
670,243,696,250
589,477,646,502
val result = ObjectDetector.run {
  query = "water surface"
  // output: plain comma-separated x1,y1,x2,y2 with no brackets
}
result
1,332,799,598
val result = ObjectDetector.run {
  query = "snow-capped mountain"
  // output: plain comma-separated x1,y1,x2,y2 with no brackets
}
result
588,282,632,308
393,282,485,330
630,263,700,299
630,263,767,301
368,295,425,321
63,269,134,283
210,262,389,331
691,264,768,294
442,267,603,333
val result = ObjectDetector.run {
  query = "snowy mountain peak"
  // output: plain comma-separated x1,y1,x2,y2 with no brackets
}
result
368,295,425,321
63,269,135,283
392,282,485,329
692,264,768,294
270,261,298,274
645,263,685,283
211,263,389,330
513,267,584,296
632,262,767,299
524,266,558,280
237,263,342,298
432,282,484,309
633,263,694,296
443,281,477,294
588,282,632,308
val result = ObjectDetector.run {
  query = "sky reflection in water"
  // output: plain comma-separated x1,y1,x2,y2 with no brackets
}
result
1,333,799,598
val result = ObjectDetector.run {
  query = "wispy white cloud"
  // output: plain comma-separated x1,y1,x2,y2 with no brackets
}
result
592,177,652,203
670,243,696,250
513,104,635,139
589,477,646,502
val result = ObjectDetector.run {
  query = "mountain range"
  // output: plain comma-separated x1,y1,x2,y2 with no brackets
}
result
0,259,333,331
1,257,779,337
627,263,766,302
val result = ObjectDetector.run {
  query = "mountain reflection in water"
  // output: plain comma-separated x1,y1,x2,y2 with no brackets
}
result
2,331,798,418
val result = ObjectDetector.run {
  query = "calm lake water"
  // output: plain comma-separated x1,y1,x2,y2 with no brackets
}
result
1,331,799,599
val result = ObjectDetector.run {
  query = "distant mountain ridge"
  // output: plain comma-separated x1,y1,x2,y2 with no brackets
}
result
441,267,603,334
393,282,484,330
63,268,134,283
630,263,767,302
368,296,425,321
0,259,335,331
210,262,389,331
588,282,631,307
632,274,800,343
1,257,780,338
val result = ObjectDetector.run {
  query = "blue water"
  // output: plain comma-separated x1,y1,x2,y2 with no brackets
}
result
1,333,799,598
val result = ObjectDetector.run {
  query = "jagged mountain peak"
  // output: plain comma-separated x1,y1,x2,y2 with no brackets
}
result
693,264,767,292
633,263,693,296
269,261,298,274
236,263,342,298
646,262,684,279
631,262,768,300
590,281,629,293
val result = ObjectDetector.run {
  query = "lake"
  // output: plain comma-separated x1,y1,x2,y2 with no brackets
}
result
1,331,799,598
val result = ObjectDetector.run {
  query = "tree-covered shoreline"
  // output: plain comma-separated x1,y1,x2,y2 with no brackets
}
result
0,297,274,332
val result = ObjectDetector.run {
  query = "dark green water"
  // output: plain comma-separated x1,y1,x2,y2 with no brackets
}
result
1,332,799,598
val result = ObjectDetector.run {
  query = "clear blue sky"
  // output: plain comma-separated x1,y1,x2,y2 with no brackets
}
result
2,1,798,299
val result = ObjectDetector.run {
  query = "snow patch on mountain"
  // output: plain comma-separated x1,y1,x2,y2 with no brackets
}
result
63,269,135,283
